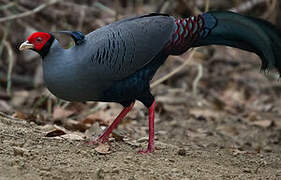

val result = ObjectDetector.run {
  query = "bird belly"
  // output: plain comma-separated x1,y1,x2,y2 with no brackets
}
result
44,80,103,102
43,67,108,102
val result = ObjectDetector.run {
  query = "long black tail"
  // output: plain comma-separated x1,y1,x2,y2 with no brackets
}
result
193,11,281,75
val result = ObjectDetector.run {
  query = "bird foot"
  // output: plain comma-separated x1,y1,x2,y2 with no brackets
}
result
84,140,99,145
96,134,110,144
85,136,109,145
97,139,108,144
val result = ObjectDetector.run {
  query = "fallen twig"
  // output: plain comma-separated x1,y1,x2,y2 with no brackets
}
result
192,63,203,95
0,72,34,88
262,0,277,19
0,0,63,23
0,23,10,58
114,0,121,21
204,0,210,13
93,2,116,16
3,40,14,96
151,50,196,88
0,2,16,11
229,0,266,13
191,0,208,95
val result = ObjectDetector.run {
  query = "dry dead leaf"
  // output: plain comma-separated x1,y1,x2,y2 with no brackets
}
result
232,149,247,156
45,129,66,137
231,148,257,156
84,122,104,139
63,119,90,132
82,110,113,126
249,120,273,128
187,128,208,138
55,133,84,141
217,125,239,137
190,108,222,119
0,100,12,111
53,107,74,120
247,112,259,122
81,113,101,125
12,111,36,122
11,90,29,107
274,120,281,129
12,111,29,120
111,129,126,141
67,102,87,113
124,139,141,147
38,124,55,131
223,84,246,105
95,143,111,154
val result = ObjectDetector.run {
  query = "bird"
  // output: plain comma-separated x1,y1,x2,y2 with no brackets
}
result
19,11,281,153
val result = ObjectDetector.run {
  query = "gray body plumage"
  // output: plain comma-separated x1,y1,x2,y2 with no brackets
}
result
43,15,174,102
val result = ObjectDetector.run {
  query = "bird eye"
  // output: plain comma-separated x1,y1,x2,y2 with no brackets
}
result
36,37,42,42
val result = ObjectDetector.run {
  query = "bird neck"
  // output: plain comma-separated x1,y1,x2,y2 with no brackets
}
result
38,34,55,58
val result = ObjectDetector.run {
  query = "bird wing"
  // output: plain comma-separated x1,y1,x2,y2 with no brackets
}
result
53,31,85,45
82,14,175,80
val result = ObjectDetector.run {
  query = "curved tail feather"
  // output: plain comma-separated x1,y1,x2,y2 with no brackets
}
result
193,11,281,75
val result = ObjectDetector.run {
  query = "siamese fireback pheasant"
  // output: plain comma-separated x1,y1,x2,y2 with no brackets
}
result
19,11,281,153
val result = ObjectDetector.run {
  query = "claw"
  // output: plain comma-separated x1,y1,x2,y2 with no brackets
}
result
84,140,98,145
137,148,154,154
85,135,110,145
96,136,110,144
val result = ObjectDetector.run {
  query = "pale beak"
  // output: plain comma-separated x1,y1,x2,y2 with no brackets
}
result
19,41,34,51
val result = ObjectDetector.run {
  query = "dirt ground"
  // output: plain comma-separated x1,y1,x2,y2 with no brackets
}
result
1,100,281,180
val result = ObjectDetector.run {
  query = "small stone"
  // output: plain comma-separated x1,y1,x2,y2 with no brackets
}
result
95,143,111,154
123,160,129,164
125,155,133,160
112,169,120,174
13,147,28,156
169,159,175,163
177,148,186,156
243,168,252,173
97,168,105,179
264,146,272,152
136,137,148,143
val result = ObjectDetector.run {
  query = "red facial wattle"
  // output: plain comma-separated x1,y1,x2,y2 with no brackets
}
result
27,32,51,51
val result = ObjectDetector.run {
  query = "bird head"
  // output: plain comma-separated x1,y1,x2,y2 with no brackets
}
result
19,32,55,57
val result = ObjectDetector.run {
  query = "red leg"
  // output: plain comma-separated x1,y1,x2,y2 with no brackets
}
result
138,100,155,154
93,102,134,144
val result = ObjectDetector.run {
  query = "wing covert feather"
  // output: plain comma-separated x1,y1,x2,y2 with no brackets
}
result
82,14,175,80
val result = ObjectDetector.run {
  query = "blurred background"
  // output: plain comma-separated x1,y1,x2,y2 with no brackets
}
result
1,0,281,151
